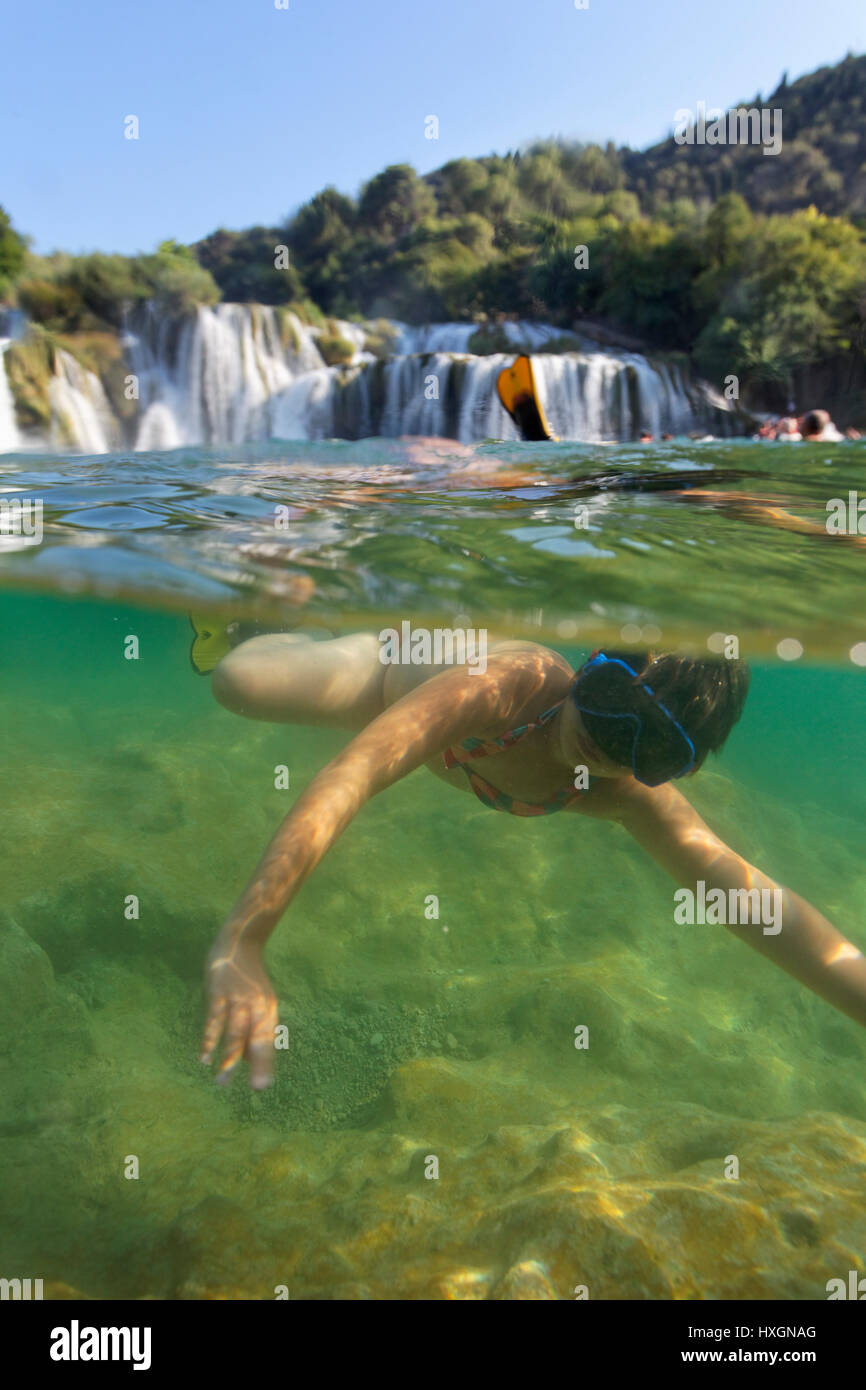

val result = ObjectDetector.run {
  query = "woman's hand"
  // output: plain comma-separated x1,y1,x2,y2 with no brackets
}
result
200,940,279,1089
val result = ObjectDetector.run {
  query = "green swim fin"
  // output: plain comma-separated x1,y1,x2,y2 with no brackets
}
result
189,614,232,675
496,355,557,442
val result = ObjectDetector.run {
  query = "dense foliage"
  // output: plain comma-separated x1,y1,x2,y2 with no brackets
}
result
623,53,866,217
12,242,220,333
0,205,26,300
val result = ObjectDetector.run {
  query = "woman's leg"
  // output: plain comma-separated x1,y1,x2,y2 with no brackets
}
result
212,632,387,730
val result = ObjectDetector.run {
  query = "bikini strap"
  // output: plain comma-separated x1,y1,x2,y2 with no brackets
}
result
449,699,566,765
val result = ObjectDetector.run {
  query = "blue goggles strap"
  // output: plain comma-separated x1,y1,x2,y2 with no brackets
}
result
573,652,696,785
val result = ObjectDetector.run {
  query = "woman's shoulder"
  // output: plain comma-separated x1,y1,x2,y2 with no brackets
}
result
488,638,574,675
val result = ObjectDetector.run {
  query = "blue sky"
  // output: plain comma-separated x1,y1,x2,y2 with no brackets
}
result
3,0,864,255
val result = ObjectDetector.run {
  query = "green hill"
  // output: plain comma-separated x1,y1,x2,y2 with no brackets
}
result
622,53,866,217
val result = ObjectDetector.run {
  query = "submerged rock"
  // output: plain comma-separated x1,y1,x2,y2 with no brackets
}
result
96,1101,863,1302
491,1259,558,1300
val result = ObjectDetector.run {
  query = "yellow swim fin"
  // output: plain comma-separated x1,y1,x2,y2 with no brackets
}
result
496,355,557,442
189,614,232,675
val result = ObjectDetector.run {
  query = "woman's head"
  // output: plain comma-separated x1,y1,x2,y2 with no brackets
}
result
565,650,750,786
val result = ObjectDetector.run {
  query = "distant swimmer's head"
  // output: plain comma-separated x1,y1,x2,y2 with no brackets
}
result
564,650,750,786
799,409,831,439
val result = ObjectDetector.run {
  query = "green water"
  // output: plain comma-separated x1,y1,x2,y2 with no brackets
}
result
1,439,865,1299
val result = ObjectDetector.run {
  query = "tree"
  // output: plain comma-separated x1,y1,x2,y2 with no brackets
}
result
139,241,221,312
432,159,490,217
194,227,303,305
695,208,866,387
704,193,753,266
0,205,26,300
357,165,436,242
59,253,146,326
285,188,356,310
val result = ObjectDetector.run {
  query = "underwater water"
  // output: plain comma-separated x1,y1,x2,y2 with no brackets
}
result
1,437,865,1300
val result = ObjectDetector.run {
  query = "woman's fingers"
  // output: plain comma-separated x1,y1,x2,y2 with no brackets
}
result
246,1002,278,1090
216,1003,252,1082
199,994,227,1065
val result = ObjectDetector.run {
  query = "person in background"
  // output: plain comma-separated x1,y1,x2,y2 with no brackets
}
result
756,418,778,440
799,409,843,442
775,417,802,441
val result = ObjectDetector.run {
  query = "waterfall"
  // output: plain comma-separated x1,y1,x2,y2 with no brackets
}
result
390,319,568,354
144,332,733,445
126,302,327,448
2,302,741,452
0,340,20,452
288,350,724,443
49,350,118,453
392,323,478,355
267,349,730,443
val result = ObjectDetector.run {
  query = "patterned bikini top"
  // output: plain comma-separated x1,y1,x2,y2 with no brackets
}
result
443,700,595,817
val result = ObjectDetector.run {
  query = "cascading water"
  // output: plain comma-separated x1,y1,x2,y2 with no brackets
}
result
1,302,741,453
125,303,329,449
390,320,569,354
391,323,478,355
49,350,118,454
0,341,20,452
296,350,727,443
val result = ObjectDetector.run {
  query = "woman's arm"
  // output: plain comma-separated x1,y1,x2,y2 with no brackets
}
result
616,779,866,1028
201,650,551,1085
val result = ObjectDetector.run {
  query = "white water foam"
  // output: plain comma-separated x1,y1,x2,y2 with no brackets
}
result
0,340,21,453
49,350,117,454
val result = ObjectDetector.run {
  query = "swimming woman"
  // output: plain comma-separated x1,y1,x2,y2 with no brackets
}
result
199,636,866,1087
